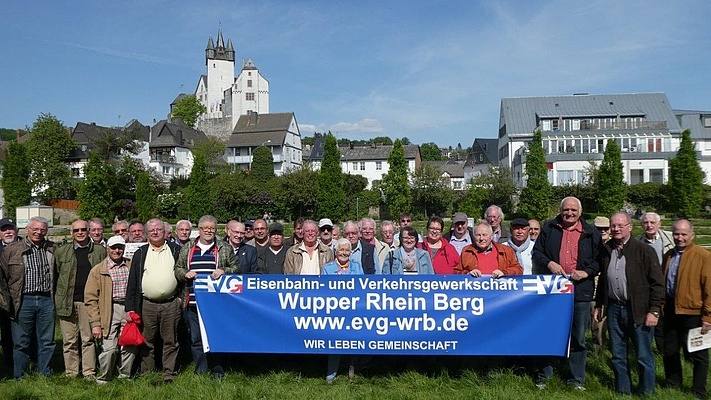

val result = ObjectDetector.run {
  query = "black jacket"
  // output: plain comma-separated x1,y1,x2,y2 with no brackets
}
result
595,238,664,325
532,215,601,302
125,241,181,315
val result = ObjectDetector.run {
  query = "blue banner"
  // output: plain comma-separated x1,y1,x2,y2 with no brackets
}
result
194,274,574,356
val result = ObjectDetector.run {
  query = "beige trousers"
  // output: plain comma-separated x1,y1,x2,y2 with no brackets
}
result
59,301,97,377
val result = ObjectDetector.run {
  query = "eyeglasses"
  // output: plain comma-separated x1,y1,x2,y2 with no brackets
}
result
199,227,216,232
345,231,359,236
148,228,164,233
114,229,127,234
72,228,88,233
610,224,629,230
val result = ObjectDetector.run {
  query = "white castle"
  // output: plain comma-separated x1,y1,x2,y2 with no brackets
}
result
194,29,270,138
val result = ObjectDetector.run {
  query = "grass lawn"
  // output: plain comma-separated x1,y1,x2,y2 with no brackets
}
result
0,343,706,399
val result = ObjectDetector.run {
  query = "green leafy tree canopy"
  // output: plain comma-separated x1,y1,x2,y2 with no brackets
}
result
519,131,551,220
171,95,206,128
669,129,704,217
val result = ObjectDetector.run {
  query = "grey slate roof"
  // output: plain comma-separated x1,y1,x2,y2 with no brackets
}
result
339,144,420,161
425,160,465,178
675,109,711,139
227,113,296,147
500,93,682,135
150,119,207,148
467,138,498,166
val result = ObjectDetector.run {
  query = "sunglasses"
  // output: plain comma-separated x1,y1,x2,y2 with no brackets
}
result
320,226,332,232
72,228,88,233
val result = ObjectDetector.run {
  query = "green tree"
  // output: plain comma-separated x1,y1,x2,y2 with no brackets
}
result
135,171,157,222
112,156,143,201
251,145,275,183
597,140,626,215
183,151,213,220
277,166,319,220
380,139,412,218
91,126,144,160
193,137,227,172
411,164,452,217
669,129,704,217
372,136,393,145
0,141,32,218
419,142,443,161
316,133,344,220
77,152,113,220
171,95,206,128
470,165,517,215
25,113,76,201
209,170,253,222
518,131,551,220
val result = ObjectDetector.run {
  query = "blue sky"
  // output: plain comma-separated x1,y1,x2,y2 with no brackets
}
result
1,0,709,148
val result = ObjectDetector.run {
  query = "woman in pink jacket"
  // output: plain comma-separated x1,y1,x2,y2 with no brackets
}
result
418,215,460,274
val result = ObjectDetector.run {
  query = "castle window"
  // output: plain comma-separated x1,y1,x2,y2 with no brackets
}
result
247,80,253,87
246,93,255,101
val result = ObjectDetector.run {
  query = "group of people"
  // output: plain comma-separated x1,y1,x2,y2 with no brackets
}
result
0,199,708,397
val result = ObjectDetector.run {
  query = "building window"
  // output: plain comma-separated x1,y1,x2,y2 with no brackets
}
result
247,80,253,87
542,120,551,131
630,169,644,185
71,167,80,177
703,116,711,128
246,93,255,101
453,181,462,189
234,148,241,156
162,166,171,175
352,162,357,170
376,161,382,170
650,169,664,184
360,162,365,171
557,170,575,185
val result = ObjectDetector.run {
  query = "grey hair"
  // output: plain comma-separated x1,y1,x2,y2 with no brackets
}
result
484,205,504,221
640,212,661,223
474,220,494,235
380,220,395,232
343,220,359,232
112,220,128,231
163,221,173,234
176,219,193,228
335,238,351,251
29,216,49,228
359,218,376,229
560,197,583,212
198,215,218,228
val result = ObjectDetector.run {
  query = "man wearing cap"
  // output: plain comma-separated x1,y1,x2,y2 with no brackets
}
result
246,219,269,250
225,220,258,273
175,220,193,247
88,218,107,247
503,218,533,275
0,216,57,378
637,212,673,265
0,217,19,371
444,213,475,255
318,218,336,251
532,197,600,390
55,219,107,378
176,215,240,378
258,223,288,274
124,218,182,383
591,216,611,349
594,216,611,242
243,220,255,243
84,235,137,383
528,219,541,242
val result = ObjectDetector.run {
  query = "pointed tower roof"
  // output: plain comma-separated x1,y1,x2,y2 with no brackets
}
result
242,58,258,70
226,39,235,61
206,36,215,50
217,29,225,49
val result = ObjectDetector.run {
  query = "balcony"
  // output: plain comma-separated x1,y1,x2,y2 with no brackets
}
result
150,154,177,163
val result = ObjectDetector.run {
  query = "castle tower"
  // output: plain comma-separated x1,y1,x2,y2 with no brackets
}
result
204,29,235,119
232,58,270,118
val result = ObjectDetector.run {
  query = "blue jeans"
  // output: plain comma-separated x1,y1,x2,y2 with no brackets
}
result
185,306,208,373
568,301,591,385
11,294,56,378
607,302,656,395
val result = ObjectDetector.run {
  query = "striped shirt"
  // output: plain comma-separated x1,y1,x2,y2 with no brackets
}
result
186,241,218,305
22,239,52,294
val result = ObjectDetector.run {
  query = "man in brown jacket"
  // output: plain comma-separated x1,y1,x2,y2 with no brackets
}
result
660,219,711,399
84,235,137,383
284,220,333,275
0,216,56,378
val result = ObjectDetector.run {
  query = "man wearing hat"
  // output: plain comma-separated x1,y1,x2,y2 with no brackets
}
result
84,235,137,383
257,223,288,274
594,216,611,242
225,220,258,273
503,218,534,275
0,217,19,371
318,218,336,251
243,220,255,243
444,213,475,255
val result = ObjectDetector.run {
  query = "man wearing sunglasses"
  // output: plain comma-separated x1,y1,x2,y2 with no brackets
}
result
318,218,336,251
54,219,107,378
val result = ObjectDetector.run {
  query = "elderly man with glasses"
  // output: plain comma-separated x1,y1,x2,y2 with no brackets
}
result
125,219,182,383
55,219,107,378
176,215,240,379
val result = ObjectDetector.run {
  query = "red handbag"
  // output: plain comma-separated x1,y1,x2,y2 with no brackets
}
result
118,311,146,347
